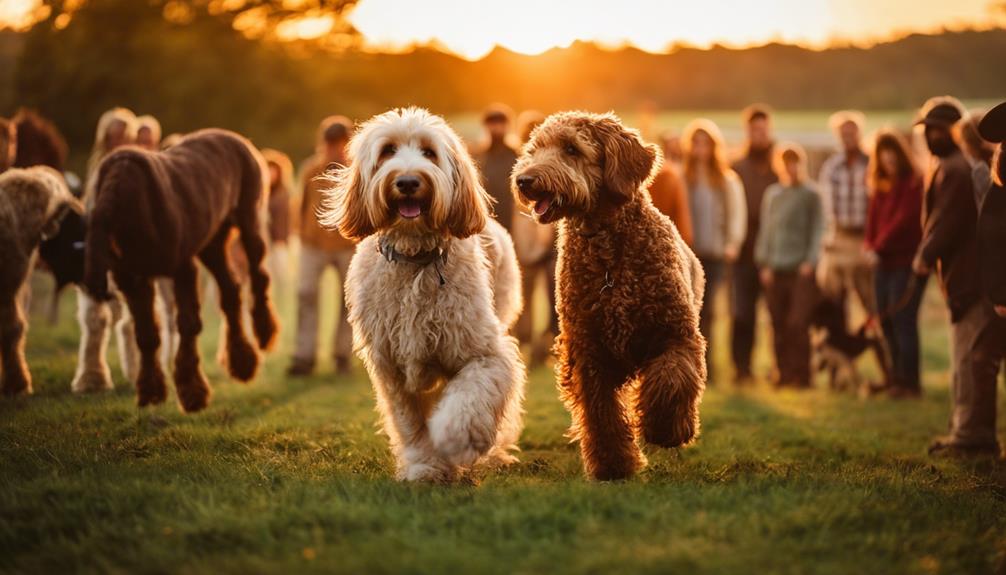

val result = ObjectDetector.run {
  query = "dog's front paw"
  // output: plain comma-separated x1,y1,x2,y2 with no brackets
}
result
428,407,494,467
398,460,456,483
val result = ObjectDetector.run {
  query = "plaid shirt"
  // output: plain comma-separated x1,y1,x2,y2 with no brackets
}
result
818,150,870,231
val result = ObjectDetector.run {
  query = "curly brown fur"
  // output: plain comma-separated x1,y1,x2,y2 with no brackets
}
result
85,129,278,412
0,167,80,395
513,111,706,480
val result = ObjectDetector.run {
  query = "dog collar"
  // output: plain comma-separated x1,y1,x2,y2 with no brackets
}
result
378,237,448,286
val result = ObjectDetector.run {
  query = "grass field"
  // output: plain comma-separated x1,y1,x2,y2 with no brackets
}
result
2,261,1005,575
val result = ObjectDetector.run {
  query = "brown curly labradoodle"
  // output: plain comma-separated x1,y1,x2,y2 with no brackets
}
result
512,111,706,480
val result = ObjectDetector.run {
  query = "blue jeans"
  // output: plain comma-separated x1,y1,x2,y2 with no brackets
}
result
874,267,925,391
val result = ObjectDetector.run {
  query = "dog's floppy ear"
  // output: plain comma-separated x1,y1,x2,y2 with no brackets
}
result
320,159,374,241
593,116,659,205
446,138,489,238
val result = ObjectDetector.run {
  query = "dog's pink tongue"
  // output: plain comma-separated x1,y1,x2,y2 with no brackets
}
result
398,199,422,218
534,198,552,216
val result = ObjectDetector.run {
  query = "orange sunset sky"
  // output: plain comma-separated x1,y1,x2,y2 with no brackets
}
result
1,0,1003,59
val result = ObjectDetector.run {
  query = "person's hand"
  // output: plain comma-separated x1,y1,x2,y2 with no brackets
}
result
995,305,1006,318
760,268,774,287
863,249,879,268
912,257,931,276
799,263,815,278
724,245,739,263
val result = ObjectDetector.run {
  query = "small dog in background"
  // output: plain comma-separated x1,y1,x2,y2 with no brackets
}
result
321,107,525,483
512,111,706,481
809,296,894,396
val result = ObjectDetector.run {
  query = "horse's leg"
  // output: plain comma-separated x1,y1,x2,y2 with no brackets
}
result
115,273,166,407
172,260,211,412
199,227,259,382
234,197,278,351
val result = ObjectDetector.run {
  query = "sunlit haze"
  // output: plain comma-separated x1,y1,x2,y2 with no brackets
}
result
0,0,1002,59
348,0,1001,59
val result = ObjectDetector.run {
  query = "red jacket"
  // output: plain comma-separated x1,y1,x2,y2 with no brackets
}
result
865,175,923,269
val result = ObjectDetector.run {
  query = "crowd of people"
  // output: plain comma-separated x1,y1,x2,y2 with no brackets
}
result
13,95,1006,458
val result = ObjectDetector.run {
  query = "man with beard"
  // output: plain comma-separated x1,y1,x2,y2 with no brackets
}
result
913,96,999,458
730,104,778,383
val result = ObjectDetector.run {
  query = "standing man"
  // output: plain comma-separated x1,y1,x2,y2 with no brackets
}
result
817,110,876,323
730,104,778,383
912,97,997,457
288,116,356,376
473,104,518,232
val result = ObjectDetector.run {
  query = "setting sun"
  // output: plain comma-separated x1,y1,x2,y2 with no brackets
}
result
348,0,1002,59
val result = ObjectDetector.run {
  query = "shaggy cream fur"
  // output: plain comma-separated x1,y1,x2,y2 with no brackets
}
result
321,108,526,482
0,167,81,395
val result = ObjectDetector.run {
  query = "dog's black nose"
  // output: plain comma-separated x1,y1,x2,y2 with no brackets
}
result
516,174,536,192
395,175,421,195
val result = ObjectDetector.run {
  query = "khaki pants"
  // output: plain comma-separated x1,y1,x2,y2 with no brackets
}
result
292,244,354,364
818,229,876,316
948,301,1006,447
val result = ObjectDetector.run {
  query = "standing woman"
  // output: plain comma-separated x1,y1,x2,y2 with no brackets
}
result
85,108,137,200
864,130,925,398
261,148,293,298
682,119,747,380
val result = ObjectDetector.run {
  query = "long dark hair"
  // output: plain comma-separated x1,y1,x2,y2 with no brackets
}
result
868,129,919,195
12,109,68,171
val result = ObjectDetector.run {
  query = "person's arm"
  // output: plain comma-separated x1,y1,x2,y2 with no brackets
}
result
671,168,693,246
864,186,878,252
914,164,975,270
724,172,747,260
805,188,826,267
754,186,776,269
817,156,838,245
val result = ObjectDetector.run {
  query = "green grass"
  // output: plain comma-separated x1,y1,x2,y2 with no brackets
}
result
1,264,1005,575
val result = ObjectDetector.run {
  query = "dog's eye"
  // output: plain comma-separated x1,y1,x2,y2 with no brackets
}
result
380,143,396,158
421,147,437,160
563,143,579,156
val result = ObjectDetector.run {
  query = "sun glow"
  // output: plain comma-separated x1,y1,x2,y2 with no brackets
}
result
275,13,336,41
348,0,1002,60
0,0,47,30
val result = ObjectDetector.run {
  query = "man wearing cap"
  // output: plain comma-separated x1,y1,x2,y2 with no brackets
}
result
288,116,356,376
473,104,518,232
913,96,1000,458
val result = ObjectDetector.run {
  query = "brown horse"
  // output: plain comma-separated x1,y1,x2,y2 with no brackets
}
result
84,128,278,412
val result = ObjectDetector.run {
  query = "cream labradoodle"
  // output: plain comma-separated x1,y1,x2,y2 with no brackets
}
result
321,107,525,482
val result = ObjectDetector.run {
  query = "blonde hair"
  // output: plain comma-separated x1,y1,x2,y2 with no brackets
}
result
954,109,995,167
682,118,729,191
136,115,162,146
773,142,808,186
85,107,137,199
87,107,136,174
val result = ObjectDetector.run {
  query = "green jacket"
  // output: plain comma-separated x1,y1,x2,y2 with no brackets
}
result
754,182,824,271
